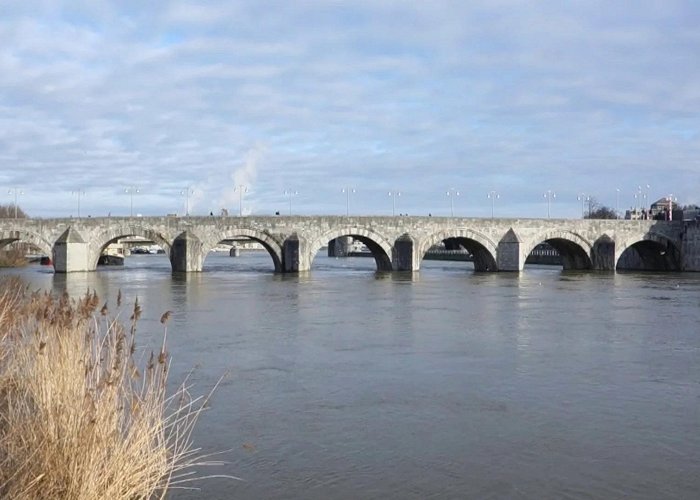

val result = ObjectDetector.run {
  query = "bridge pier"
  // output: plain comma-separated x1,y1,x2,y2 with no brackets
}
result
592,235,615,270
392,234,418,271
283,234,316,272
328,236,352,257
497,229,524,271
170,231,204,272
53,228,91,273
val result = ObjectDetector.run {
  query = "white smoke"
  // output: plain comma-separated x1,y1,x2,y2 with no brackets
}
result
187,143,265,216
218,143,265,215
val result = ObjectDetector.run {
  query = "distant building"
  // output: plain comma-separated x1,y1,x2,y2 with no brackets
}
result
678,205,700,221
625,198,681,221
650,198,675,220
624,208,648,220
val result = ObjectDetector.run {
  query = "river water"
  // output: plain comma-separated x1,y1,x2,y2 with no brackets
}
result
6,253,700,499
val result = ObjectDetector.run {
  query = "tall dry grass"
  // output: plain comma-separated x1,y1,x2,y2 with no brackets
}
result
0,247,28,268
0,278,222,499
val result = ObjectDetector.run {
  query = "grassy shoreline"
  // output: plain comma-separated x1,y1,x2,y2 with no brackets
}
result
0,278,218,498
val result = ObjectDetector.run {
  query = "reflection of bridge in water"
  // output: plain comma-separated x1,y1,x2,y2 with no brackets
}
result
0,215,697,273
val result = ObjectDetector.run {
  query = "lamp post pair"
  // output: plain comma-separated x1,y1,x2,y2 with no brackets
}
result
544,190,556,219
341,188,402,216
577,193,591,218
634,184,651,214
448,190,500,218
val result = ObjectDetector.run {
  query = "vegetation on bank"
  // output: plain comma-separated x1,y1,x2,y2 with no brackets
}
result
0,247,27,268
0,278,220,499
0,204,30,267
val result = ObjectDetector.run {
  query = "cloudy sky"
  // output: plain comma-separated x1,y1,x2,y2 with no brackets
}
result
1,1,698,218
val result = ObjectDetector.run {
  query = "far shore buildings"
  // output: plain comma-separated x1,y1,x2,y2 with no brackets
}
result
625,198,699,221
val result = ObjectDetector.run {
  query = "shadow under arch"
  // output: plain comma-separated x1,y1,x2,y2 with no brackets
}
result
308,227,393,271
417,229,498,271
200,228,284,272
90,226,173,270
0,229,53,258
522,230,593,270
615,232,681,271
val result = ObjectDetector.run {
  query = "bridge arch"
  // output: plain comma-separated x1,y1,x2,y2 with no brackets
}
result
200,228,284,272
89,225,173,270
417,229,498,271
521,230,593,270
0,229,53,258
306,227,394,272
615,231,681,271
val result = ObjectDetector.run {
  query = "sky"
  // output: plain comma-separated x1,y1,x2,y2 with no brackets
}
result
1,0,699,219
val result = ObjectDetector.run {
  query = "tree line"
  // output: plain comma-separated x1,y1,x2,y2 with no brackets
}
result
0,204,28,219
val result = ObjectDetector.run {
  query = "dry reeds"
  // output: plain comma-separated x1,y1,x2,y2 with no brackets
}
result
0,277,221,499
0,247,27,268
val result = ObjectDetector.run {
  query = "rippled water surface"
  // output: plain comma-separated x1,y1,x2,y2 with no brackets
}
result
7,253,700,499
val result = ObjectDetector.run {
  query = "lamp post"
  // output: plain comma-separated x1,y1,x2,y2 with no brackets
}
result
180,186,194,216
72,189,85,218
446,188,459,217
615,188,620,219
388,190,401,216
125,186,139,217
487,190,499,219
341,187,355,216
635,183,650,215
284,189,298,216
8,188,24,218
667,194,677,221
544,190,555,219
577,193,590,218
234,185,248,216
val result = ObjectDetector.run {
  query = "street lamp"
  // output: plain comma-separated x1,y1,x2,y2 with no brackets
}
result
446,188,459,217
284,189,298,216
341,187,355,216
125,186,140,217
634,184,650,214
666,194,677,221
72,189,85,218
180,186,194,216
615,188,620,218
234,185,248,216
487,190,499,219
8,188,24,219
388,190,401,216
544,190,556,218
577,193,590,218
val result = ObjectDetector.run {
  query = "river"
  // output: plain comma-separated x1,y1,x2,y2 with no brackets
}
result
5,252,700,499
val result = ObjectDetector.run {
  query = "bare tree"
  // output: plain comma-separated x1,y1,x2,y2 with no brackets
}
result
0,204,28,218
584,198,617,219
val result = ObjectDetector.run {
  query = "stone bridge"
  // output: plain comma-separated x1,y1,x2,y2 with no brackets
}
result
0,216,696,273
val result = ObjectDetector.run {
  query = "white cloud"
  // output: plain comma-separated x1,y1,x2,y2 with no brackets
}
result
0,1,698,218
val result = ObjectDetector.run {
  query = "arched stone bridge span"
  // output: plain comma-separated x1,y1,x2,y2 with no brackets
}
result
0,216,695,273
